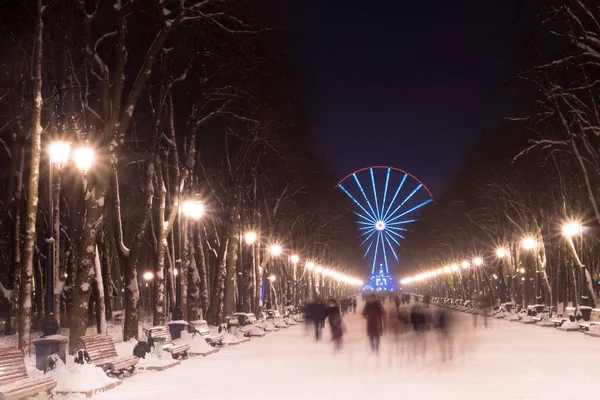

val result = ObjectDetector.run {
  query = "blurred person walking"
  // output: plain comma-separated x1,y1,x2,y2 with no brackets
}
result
435,308,454,363
352,298,357,314
362,294,385,353
326,299,344,351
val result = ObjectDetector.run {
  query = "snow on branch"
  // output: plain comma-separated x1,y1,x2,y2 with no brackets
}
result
513,139,569,162
94,31,117,53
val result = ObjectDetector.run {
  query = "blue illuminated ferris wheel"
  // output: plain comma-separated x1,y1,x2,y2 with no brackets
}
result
336,166,434,291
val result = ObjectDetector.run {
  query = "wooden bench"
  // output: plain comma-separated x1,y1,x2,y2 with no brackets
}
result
79,334,139,378
552,307,576,326
189,320,224,346
579,308,600,330
146,326,190,359
112,310,124,325
0,347,57,400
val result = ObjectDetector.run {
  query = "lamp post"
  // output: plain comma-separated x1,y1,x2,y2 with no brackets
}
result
172,199,204,321
562,221,585,305
42,142,93,335
290,254,299,306
521,236,539,304
34,142,93,371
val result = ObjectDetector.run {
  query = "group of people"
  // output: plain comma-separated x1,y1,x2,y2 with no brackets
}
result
303,293,455,361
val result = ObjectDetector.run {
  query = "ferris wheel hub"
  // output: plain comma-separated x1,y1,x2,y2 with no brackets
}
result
375,220,386,231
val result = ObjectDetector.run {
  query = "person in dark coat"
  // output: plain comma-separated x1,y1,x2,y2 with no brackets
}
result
352,298,357,314
362,294,385,353
326,299,344,351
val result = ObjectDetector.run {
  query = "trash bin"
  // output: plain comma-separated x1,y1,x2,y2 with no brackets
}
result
228,320,240,336
153,337,167,358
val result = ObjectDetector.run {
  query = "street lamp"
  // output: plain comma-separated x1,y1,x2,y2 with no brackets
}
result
473,257,483,267
305,261,315,270
521,237,537,250
42,141,94,336
290,254,299,264
244,231,257,245
73,146,94,173
143,271,154,281
269,275,276,282
269,244,282,256
496,248,507,258
562,221,582,238
173,198,204,322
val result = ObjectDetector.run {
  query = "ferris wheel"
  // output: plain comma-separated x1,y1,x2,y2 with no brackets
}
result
336,166,434,291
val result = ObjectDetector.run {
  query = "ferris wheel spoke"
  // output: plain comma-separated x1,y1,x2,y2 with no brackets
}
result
380,231,389,273
369,168,381,220
387,225,410,232
353,174,378,221
386,232,402,247
382,173,407,220
387,198,434,224
389,218,419,225
352,210,376,224
362,236,376,259
384,234,399,262
387,229,406,240
339,184,377,222
371,230,382,274
380,168,391,220
385,183,423,222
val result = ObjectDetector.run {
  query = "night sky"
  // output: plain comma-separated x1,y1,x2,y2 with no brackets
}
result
271,1,533,197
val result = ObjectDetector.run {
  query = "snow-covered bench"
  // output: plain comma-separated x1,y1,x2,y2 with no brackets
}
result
0,347,57,400
578,308,600,330
79,334,139,378
189,320,224,346
552,307,576,326
146,326,190,359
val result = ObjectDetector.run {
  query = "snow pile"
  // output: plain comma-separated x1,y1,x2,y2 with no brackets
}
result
256,320,278,331
557,320,580,331
115,339,175,367
520,315,535,324
176,331,214,353
589,325,600,335
239,325,266,337
272,319,289,329
220,332,248,345
45,357,117,392
283,318,298,325
506,313,521,321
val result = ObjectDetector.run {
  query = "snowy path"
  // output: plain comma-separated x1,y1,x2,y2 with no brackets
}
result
95,308,600,400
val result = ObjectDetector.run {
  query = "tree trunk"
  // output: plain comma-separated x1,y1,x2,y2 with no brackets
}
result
18,0,43,351
154,182,168,326
206,238,228,325
94,246,106,334
123,162,154,340
187,225,201,320
223,196,241,318
7,142,24,335
68,177,108,354
196,229,209,319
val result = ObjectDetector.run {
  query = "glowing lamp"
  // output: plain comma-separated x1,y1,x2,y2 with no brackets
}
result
496,248,507,258
49,141,71,167
375,220,386,231
269,244,282,256
521,237,537,250
244,231,257,245
143,271,154,281
473,257,483,267
305,261,315,270
182,200,204,220
562,221,582,238
73,146,94,172
290,255,299,264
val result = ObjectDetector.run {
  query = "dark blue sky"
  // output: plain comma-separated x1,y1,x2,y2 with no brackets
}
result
271,0,533,197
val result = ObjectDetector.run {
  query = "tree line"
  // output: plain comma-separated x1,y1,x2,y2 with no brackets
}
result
402,1,600,310
0,0,362,353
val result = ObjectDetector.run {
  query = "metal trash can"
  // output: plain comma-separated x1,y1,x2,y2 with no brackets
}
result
153,337,167,358
228,320,240,336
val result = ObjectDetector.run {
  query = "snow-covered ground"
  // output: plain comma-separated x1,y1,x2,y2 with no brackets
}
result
82,305,600,400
